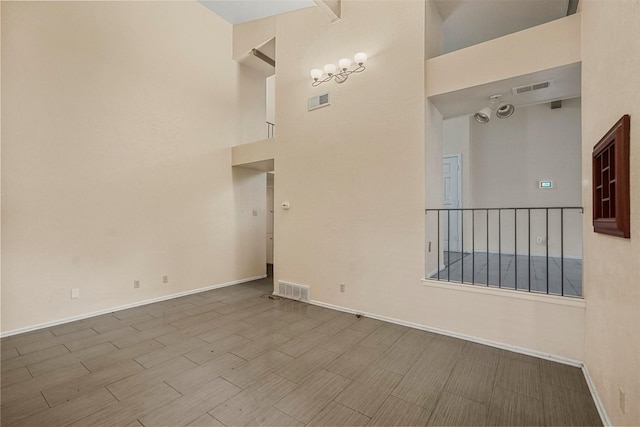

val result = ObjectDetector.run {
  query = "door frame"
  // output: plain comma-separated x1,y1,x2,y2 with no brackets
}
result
442,154,463,252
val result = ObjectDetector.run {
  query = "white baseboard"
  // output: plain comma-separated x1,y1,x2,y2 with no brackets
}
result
308,298,583,367
582,364,612,426
0,275,267,338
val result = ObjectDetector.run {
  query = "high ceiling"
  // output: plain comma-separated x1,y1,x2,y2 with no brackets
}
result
436,0,571,53
199,0,314,24
198,0,580,117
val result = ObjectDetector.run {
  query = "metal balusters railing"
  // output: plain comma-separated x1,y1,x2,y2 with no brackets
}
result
425,207,584,297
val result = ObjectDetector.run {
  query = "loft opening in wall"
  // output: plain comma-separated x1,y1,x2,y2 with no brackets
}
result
592,114,631,238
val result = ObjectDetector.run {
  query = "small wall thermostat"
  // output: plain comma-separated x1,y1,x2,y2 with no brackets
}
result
539,181,553,189
282,201,290,210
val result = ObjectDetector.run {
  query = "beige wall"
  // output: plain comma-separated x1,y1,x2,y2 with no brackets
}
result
581,0,640,425
1,1,267,333
420,281,585,361
273,0,426,319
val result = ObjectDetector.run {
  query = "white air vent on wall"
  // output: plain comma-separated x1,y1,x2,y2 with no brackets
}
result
277,281,310,302
512,80,552,95
308,93,330,111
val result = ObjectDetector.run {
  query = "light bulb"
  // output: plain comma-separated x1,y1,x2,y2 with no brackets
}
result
338,58,352,71
323,63,337,76
354,52,367,65
310,69,323,80
474,107,492,123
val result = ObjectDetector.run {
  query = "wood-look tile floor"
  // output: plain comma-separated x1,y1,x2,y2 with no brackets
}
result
0,278,602,426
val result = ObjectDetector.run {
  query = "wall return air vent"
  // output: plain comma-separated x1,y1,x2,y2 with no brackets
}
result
512,80,552,95
277,281,310,302
308,92,330,111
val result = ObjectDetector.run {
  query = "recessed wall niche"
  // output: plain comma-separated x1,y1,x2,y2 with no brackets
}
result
592,114,631,238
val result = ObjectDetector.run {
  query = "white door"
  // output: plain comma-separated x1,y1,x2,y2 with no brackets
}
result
266,185,274,264
443,155,461,252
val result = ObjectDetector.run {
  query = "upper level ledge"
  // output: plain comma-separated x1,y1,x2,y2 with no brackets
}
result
421,278,586,308
232,138,275,170
425,13,581,98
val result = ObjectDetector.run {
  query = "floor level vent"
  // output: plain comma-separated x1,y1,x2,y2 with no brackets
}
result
277,281,310,303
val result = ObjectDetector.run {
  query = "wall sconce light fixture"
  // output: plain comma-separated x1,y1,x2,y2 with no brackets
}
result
474,94,515,123
310,52,367,87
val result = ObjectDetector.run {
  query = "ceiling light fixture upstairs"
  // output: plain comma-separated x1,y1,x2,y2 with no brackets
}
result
310,52,367,86
496,103,515,119
474,94,515,123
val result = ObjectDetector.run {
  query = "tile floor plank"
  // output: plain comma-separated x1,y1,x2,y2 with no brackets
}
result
1,346,20,361
68,382,182,427
186,413,225,427
542,382,603,427
2,362,90,404
41,358,144,406
138,377,241,427
443,358,497,405
210,373,298,426
334,366,402,417
221,350,294,389
108,324,179,349
275,347,339,384
18,328,99,354
81,339,165,372
1,344,70,373
245,406,304,427
486,386,545,426
320,328,368,355
134,337,206,368
276,331,330,358
368,395,432,426
107,355,197,400
12,386,118,427
426,391,489,426
184,334,251,364
165,352,246,395
0,391,50,425
307,401,370,427
1,366,32,388
274,369,352,423
1,329,56,350
229,333,290,360
391,342,459,412
63,325,138,352
540,358,591,394
495,356,542,400
27,341,118,377
461,342,502,369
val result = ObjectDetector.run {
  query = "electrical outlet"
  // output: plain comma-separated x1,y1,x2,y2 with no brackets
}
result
163,276,168,284
71,288,80,299
340,284,345,292
620,388,626,414
134,280,140,289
